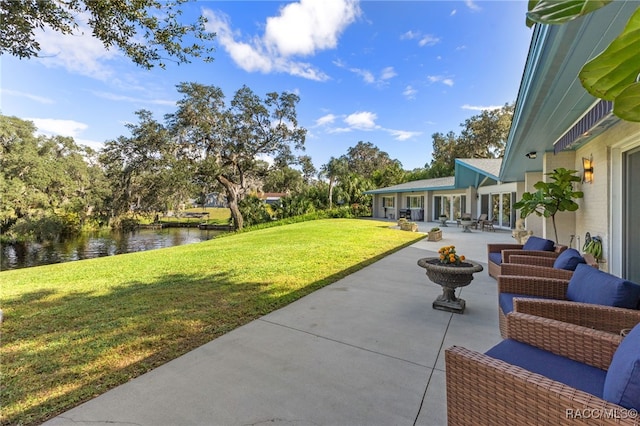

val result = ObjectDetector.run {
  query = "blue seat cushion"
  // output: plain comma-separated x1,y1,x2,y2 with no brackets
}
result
499,293,550,315
567,264,640,309
486,339,606,397
553,248,586,271
489,252,502,265
604,323,640,410
523,236,555,251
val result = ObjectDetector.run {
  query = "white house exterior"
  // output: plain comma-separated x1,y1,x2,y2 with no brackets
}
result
367,159,519,230
499,0,640,281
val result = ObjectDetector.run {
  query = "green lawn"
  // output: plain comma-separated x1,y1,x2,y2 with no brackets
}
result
0,218,423,425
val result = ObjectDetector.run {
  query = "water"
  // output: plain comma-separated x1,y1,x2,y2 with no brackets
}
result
1,227,225,270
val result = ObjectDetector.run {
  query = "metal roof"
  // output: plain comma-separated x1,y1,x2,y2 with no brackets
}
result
500,1,634,182
366,158,502,195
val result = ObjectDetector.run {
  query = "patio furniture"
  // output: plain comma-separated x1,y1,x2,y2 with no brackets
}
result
512,298,640,336
498,263,640,337
482,218,496,232
500,249,597,280
471,213,487,230
456,213,472,227
445,312,640,425
487,235,567,278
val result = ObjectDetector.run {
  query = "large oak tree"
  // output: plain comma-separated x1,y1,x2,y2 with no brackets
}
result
168,83,306,230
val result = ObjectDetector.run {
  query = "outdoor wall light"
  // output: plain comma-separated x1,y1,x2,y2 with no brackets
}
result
582,155,594,183
525,151,537,159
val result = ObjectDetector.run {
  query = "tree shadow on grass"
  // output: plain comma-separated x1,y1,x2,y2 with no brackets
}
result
2,241,418,425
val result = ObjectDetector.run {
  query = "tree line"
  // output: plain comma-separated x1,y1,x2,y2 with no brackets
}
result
0,89,512,242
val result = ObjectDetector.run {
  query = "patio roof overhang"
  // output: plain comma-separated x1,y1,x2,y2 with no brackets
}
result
500,1,634,183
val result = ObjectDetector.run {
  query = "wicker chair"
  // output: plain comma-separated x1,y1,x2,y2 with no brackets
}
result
445,312,639,426
513,298,640,335
500,252,598,280
497,265,640,337
487,238,567,279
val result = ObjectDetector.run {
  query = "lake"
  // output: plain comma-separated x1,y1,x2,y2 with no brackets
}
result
1,227,225,270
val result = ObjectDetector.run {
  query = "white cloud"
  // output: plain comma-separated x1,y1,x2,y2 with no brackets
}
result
264,0,361,56
387,129,422,141
465,0,481,12
315,114,337,126
204,0,361,81
350,67,375,84
380,66,397,80
92,91,176,106
428,75,454,87
27,118,88,138
419,35,441,47
403,85,417,100
1,89,54,104
450,9,457,16
34,15,120,80
344,111,378,130
461,104,502,111
401,30,440,47
337,61,396,85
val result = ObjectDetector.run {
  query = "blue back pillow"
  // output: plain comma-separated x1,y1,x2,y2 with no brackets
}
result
603,323,640,410
553,248,586,271
566,264,640,309
523,236,555,251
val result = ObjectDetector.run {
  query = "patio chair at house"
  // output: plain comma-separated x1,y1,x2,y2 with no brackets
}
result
471,213,487,229
446,312,640,425
487,235,567,278
481,217,496,232
498,263,640,337
500,249,597,280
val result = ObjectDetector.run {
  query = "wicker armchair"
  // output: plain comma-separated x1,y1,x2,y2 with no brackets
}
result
497,275,569,336
445,312,639,426
500,253,598,280
498,265,640,337
513,298,640,335
487,241,567,278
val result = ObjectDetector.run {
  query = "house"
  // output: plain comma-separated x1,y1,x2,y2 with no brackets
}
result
367,158,518,229
499,1,640,281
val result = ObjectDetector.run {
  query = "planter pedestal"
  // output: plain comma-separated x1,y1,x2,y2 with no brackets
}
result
417,258,483,314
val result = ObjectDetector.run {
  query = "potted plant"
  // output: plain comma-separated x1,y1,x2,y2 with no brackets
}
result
513,168,583,243
428,227,442,241
400,221,418,232
417,245,484,313
438,214,448,227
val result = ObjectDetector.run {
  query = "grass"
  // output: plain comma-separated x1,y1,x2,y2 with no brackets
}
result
0,218,424,425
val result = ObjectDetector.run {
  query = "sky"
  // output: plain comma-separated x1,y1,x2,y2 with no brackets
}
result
1,0,534,172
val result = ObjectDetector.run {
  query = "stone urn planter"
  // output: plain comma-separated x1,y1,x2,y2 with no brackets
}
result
460,219,474,233
438,216,448,227
417,258,483,313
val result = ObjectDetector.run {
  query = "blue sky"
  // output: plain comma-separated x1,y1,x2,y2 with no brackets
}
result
1,0,533,171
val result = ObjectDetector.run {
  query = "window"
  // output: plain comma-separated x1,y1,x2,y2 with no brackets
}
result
407,196,424,209
382,196,395,208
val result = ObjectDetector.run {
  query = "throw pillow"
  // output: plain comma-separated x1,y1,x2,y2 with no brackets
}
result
603,323,640,410
566,264,640,309
553,248,586,271
522,236,555,251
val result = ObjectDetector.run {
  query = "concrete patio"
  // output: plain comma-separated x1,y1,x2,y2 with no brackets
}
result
45,221,514,426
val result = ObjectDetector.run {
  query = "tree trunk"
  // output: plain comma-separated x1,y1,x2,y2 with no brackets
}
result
328,177,334,209
217,175,243,230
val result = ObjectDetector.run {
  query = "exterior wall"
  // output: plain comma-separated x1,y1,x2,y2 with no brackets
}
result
523,171,544,238
476,182,518,229
542,150,577,246
577,120,640,275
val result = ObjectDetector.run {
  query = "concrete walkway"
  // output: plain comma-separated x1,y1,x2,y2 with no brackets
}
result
45,221,514,426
